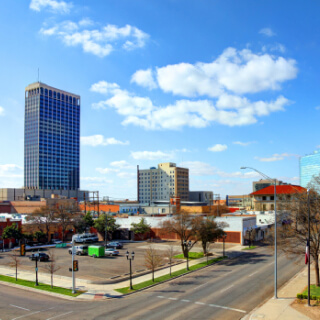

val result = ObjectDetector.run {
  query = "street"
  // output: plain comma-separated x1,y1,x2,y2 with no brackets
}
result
0,246,304,320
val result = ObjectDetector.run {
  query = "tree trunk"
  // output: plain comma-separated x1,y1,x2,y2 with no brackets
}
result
152,269,154,282
51,274,53,288
202,241,207,255
16,265,17,281
314,258,320,287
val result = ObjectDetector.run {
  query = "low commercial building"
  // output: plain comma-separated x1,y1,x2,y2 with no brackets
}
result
189,191,213,205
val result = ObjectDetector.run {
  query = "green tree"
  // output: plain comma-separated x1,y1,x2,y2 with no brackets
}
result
84,212,94,228
34,230,46,242
196,218,228,255
131,218,151,240
2,225,22,242
94,214,120,240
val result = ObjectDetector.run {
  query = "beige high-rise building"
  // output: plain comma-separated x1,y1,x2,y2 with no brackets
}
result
137,162,189,203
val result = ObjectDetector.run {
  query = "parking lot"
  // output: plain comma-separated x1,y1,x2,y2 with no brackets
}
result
0,241,236,282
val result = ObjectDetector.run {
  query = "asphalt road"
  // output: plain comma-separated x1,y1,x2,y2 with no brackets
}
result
0,246,304,320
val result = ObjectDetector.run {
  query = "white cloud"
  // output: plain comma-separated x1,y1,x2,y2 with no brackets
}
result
91,47,296,130
0,106,5,116
233,141,255,147
30,0,72,13
40,21,149,57
0,164,23,178
131,69,157,90
315,106,320,110
131,150,172,160
110,160,135,169
259,28,276,37
208,144,227,152
96,168,119,174
255,153,298,162
81,135,129,147
156,48,296,96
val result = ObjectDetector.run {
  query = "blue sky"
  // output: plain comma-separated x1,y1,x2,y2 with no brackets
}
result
0,0,319,200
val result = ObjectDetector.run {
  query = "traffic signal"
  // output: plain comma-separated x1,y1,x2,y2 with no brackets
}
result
73,260,79,272
20,244,25,256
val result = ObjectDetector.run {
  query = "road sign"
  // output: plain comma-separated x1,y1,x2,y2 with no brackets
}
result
35,267,38,272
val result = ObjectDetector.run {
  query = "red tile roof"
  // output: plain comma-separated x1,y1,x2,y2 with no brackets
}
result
250,185,306,196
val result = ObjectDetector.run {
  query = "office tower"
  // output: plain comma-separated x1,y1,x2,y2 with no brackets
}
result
24,82,80,190
252,179,283,192
137,162,189,203
300,150,320,188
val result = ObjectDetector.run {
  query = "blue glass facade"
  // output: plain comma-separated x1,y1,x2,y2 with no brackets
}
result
300,151,320,188
24,82,80,190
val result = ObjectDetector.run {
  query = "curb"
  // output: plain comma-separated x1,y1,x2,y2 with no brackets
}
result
0,280,85,301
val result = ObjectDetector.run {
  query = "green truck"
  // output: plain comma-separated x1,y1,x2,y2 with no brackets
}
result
88,245,105,258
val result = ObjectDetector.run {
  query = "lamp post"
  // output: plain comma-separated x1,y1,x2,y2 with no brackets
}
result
35,255,39,286
183,240,192,271
105,214,108,247
307,189,311,307
241,166,278,299
126,251,135,290
222,233,227,257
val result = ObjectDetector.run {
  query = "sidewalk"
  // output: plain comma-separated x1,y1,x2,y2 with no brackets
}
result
242,265,313,320
0,244,244,299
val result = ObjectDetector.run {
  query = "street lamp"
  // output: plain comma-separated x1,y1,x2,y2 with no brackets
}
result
183,240,192,271
222,233,227,257
126,251,135,290
241,166,278,299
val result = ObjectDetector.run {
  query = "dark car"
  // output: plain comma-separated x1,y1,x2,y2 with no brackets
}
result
29,253,49,261
106,242,123,249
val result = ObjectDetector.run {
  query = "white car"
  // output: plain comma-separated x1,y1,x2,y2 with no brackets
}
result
105,248,120,256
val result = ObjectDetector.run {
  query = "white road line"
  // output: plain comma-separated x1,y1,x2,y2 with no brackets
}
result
248,271,258,277
10,305,30,311
193,282,207,290
220,284,234,293
181,299,190,302
195,302,205,305
157,296,165,298
168,297,178,300
11,311,40,320
46,311,73,320
209,303,246,314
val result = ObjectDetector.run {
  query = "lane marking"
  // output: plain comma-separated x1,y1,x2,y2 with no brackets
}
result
220,284,234,293
156,296,246,314
209,303,246,314
248,271,258,277
12,311,40,320
46,311,73,320
10,305,30,311
193,282,208,290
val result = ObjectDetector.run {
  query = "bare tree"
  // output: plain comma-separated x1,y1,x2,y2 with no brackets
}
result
144,246,164,282
43,250,61,288
8,254,22,281
26,206,55,242
243,228,257,248
164,243,178,277
161,210,201,258
266,187,320,286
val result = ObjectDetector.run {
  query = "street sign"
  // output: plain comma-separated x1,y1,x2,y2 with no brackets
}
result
35,267,38,272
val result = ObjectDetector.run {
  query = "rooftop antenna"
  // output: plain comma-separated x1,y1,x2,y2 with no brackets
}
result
38,68,40,82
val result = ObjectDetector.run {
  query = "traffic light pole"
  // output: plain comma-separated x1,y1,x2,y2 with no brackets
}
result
72,239,75,294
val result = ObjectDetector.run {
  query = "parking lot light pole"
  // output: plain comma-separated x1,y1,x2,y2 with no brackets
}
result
183,240,192,271
241,166,278,299
126,251,135,290
35,256,39,286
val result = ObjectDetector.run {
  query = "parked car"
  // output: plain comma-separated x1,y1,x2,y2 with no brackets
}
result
72,233,99,243
106,242,123,249
68,245,88,255
105,248,120,256
29,253,49,261
51,239,63,244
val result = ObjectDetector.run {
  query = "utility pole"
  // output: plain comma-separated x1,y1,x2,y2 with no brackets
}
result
71,239,75,293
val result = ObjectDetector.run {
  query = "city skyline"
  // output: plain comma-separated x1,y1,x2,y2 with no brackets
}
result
0,0,319,199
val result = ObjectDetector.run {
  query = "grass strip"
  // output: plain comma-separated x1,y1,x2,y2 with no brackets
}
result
242,246,257,250
297,285,320,300
0,275,84,297
173,252,204,259
116,256,226,294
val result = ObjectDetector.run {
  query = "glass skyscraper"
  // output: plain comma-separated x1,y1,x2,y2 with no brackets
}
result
24,82,80,190
300,150,320,188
